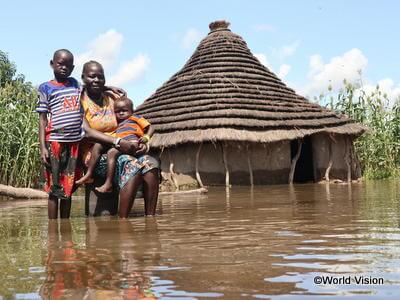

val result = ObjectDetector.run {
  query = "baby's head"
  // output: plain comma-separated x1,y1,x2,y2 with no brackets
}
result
50,49,74,81
114,97,134,122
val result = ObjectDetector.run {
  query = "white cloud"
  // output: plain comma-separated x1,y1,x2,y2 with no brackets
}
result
254,54,291,79
75,29,150,88
277,64,291,79
302,48,368,96
362,78,400,106
281,41,299,57
254,53,291,80
300,48,400,105
76,29,123,70
253,24,275,32
271,41,300,59
108,54,150,86
182,28,203,49
254,53,270,68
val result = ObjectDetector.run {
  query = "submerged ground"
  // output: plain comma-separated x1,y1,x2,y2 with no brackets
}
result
1,181,400,299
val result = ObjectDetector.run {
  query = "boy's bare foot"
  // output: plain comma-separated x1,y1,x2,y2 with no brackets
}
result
95,183,113,193
76,173,93,185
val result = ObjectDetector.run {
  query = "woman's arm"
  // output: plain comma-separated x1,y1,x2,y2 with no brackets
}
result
83,119,137,154
105,86,127,97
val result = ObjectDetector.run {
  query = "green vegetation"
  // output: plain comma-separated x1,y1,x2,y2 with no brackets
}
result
1,49,399,187
0,51,41,187
322,80,400,179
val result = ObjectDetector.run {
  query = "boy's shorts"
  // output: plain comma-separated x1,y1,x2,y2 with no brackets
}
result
44,141,82,200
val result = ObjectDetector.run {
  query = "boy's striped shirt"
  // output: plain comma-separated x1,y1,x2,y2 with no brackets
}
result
36,78,84,142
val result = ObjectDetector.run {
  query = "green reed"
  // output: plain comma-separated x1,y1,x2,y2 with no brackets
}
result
322,80,400,179
0,51,41,187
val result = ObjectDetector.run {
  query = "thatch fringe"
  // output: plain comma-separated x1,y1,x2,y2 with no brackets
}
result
150,124,366,148
152,117,350,132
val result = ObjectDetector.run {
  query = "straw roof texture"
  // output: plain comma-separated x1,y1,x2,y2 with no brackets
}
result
136,20,366,148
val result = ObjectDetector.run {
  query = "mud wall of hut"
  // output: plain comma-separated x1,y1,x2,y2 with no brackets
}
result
311,133,361,181
160,141,291,186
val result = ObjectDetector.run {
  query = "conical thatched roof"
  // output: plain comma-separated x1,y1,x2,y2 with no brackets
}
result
136,20,365,148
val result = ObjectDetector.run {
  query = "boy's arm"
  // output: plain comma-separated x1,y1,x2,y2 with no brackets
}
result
39,113,50,166
81,84,126,99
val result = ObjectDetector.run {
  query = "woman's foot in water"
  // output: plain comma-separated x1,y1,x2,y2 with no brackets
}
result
95,182,113,193
76,173,94,185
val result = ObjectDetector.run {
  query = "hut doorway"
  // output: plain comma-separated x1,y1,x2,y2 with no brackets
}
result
291,137,314,183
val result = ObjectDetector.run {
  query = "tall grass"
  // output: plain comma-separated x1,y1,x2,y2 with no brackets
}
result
1,49,399,186
0,51,41,187
323,80,400,179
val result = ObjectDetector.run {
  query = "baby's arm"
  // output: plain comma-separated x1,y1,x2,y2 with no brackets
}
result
139,125,154,144
38,113,49,166
83,119,137,155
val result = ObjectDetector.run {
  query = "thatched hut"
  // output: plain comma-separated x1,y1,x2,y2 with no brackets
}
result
136,20,366,188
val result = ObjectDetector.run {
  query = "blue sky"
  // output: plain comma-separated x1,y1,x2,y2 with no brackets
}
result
1,0,399,106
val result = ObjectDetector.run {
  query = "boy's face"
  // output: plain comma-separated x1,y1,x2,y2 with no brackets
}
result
81,63,105,93
114,100,133,122
50,52,74,81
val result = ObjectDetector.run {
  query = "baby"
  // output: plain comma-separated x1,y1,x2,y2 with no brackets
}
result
77,97,154,193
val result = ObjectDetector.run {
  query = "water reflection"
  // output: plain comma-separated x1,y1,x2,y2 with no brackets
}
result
1,182,400,299
39,219,157,299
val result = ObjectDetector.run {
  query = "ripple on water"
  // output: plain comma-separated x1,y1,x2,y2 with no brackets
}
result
1,182,400,299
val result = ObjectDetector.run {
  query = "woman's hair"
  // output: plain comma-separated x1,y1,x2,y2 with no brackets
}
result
82,60,103,74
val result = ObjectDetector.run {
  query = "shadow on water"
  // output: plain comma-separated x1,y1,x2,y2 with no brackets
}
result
1,181,400,299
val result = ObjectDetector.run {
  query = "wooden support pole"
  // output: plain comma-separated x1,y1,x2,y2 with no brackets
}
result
344,137,352,183
351,139,362,178
168,148,179,191
325,137,333,182
221,142,230,187
246,144,254,186
288,139,302,184
195,143,204,188
159,146,165,159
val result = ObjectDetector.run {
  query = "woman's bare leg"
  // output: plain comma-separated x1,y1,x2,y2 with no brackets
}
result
119,174,143,218
143,169,159,216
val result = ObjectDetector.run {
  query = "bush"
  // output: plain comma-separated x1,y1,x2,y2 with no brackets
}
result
0,51,41,187
323,80,400,179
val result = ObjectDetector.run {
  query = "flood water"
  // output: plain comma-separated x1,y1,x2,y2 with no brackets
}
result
1,181,400,299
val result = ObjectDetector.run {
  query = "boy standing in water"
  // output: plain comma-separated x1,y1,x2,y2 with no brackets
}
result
37,49,84,219
77,97,154,193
